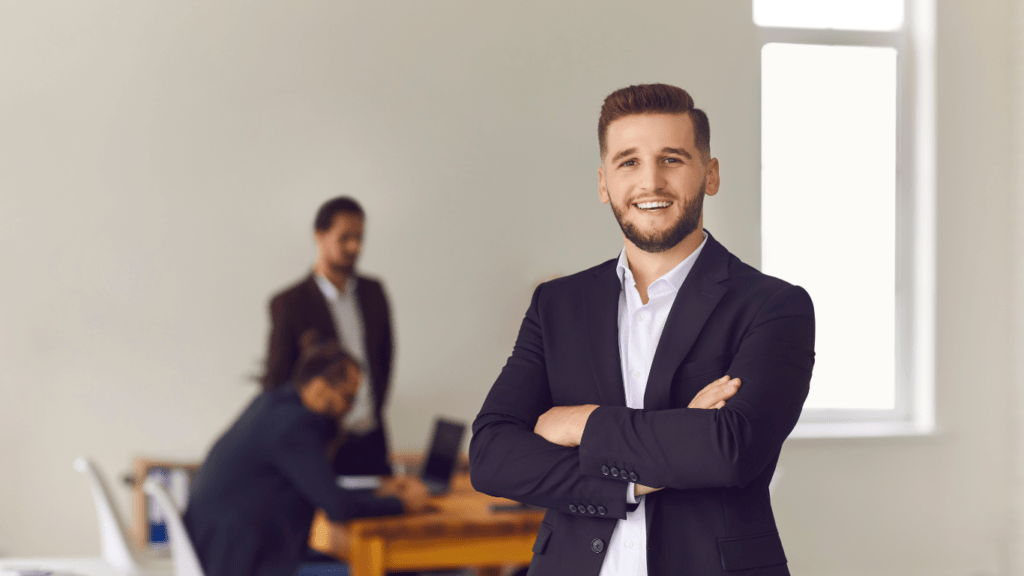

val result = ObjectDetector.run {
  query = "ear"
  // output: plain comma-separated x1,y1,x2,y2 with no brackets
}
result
704,157,720,197
598,165,610,204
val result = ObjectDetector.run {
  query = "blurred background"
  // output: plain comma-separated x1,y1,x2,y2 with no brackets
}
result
0,1,1018,575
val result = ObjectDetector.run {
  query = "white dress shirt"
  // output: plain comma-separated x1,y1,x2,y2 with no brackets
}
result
598,231,708,576
313,274,378,435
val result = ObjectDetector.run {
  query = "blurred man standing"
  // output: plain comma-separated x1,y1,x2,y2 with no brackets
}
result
264,196,395,476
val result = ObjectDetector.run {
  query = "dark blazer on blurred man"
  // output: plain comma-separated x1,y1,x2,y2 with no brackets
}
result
264,197,394,476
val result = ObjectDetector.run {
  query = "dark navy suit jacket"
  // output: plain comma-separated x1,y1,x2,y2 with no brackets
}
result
470,232,815,575
183,386,403,576
264,274,394,476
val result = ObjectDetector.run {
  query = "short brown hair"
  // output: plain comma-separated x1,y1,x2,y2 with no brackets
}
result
598,83,710,161
314,196,364,232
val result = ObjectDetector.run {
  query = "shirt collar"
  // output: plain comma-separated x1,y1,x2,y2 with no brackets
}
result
313,273,357,301
616,230,709,295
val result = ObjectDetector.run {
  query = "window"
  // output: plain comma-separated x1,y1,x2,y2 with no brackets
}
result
756,0,935,436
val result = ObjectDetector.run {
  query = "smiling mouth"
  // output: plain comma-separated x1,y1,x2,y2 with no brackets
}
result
635,201,673,211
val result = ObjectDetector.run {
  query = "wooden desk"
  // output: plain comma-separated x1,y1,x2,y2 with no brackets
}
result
309,474,544,576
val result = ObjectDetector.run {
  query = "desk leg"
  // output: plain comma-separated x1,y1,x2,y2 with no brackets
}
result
475,568,502,576
350,536,385,576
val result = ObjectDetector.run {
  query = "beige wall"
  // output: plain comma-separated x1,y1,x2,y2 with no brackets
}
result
0,1,1015,574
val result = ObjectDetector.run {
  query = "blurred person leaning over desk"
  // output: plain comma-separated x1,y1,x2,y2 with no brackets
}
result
183,335,428,576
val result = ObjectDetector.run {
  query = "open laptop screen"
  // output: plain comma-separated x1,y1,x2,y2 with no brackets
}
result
420,418,466,494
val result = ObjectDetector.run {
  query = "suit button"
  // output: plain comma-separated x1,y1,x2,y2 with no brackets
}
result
610,467,619,478
591,538,605,554
587,505,596,514
629,472,638,482
601,466,610,476
597,506,607,515
568,504,577,513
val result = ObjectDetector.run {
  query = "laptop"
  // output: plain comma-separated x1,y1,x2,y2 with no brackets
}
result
420,418,467,495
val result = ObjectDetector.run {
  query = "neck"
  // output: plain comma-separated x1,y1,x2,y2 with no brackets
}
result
314,260,351,293
623,225,704,305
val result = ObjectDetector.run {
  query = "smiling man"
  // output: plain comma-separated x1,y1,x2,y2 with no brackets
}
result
470,84,816,575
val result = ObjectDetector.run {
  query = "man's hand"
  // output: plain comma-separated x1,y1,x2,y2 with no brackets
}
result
378,475,430,514
634,483,663,497
688,375,741,409
534,404,599,447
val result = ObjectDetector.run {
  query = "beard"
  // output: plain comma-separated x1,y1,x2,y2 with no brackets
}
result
330,262,355,276
610,178,705,253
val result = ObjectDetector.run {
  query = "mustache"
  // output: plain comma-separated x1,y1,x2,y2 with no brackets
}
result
627,192,676,204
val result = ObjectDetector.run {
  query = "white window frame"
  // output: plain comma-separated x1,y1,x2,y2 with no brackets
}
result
756,0,936,437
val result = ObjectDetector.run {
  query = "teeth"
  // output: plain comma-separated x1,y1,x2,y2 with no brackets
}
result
636,201,671,210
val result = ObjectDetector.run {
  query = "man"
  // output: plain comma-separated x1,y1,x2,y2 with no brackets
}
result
470,84,815,575
264,196,395,476
185,341,428,576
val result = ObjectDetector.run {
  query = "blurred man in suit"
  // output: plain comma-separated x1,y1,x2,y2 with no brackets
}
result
470,84,815,575
264,196,395,476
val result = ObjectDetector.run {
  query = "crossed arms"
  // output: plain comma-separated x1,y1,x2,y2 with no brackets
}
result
469,281,815,520
532,374,742,497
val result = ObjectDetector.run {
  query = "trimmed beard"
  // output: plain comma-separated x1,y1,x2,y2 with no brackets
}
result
610,178,705,254
329,262,356,277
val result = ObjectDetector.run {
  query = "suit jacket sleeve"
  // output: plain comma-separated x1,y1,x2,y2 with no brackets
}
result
578,283,815,490
264,295,298,391
269,410,403,522
470,284,635,520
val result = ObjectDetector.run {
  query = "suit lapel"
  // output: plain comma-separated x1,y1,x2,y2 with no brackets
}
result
643,234,730,411
582,263,627,407
302,275,340,340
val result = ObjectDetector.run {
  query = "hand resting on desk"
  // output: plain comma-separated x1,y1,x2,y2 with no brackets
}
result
377,475,430,514
328,475,431,558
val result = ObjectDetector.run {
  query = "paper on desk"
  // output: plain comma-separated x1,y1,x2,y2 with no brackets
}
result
336,475,383,490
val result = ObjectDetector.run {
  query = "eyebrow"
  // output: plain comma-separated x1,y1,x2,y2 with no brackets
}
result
663,147,692,159
610,146,693,164
610,147,637,164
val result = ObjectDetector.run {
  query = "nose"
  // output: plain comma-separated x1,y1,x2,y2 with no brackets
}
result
639,162,666,193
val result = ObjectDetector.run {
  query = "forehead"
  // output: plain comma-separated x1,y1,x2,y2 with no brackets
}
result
604,113,697,158
324,212,364,235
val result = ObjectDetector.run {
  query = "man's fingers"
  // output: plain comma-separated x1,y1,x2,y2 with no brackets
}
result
688,377,742,409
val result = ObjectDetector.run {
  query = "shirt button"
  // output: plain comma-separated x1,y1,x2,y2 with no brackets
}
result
636,313,644,321
626,540,634,548
631,371,640,379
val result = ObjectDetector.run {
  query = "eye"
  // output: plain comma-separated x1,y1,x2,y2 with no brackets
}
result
619,159,637,168
664,157,682,164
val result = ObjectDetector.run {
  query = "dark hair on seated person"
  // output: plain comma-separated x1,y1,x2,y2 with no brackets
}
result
290,330,359,390
313,196,365,232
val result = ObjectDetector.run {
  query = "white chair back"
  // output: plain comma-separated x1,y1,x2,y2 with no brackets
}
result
73,456,148,576
143,478,205,576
